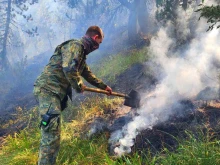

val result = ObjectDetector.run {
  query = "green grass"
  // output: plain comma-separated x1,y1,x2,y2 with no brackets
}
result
0,127,40,165
0,96,123,165
1,118,220,165
158,130,220,165
1,48,220,164
1,96,220,165
91,47,150,83
1,101,220,165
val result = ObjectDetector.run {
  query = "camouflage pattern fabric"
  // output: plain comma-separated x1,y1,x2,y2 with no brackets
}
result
34,38,107,165
34,87,61,165
34,39,107,101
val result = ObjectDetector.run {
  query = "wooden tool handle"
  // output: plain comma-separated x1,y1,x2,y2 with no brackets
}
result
84,87,129,98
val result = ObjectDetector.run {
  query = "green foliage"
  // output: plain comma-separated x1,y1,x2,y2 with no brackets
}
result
1,112,220,165
158,129,220,165
57,134,109,165
62,96,123,137
1,48,220,164
91,47,150,83
156,0,180,23
0,107,40,165
196,5,220,31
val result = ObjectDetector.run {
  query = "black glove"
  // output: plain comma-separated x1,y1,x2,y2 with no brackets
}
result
75,83,85,93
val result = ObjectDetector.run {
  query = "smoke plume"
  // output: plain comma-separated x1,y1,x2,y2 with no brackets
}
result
109,2,220,156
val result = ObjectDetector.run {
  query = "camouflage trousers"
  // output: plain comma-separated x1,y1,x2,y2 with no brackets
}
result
34,87,61,165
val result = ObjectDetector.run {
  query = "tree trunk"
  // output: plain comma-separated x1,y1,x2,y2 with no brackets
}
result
219,74,220,99
137,0,148,34
86,0,96,19
182,0,188,10
119,0,154,44
1,0,11,70
118,0,139,43
93,0,96,7
127,8,138,42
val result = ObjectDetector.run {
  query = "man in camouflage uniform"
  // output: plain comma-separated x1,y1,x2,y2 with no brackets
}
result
33,26,112,165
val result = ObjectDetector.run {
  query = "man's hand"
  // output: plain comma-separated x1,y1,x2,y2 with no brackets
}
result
81,84,86,93
76,84,86,93
105,86,112,96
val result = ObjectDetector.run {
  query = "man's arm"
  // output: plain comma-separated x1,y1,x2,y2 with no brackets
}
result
81,64,112,95
81,64,107,90
61,43,84,93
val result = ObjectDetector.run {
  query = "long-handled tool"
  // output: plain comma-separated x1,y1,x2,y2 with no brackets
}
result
84,87,141,108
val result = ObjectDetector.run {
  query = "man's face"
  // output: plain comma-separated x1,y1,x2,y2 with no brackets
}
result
95,37,103,44
92,35,103,45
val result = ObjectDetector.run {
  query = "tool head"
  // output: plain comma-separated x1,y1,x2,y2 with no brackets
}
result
124,89,141,108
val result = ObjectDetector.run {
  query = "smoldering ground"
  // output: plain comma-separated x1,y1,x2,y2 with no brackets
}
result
108,2,220,156
0,1,219,157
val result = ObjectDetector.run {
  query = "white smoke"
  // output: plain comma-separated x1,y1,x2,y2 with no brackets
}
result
109,2,220,156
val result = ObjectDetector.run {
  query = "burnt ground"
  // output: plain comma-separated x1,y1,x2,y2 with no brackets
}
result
85,98,220,156
75,62,220,156
0,51,51,140
1,57,220,158
0,62,152,140
132,101,220,155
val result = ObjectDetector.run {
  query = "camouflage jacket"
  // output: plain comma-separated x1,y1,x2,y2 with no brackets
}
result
34,39,107,101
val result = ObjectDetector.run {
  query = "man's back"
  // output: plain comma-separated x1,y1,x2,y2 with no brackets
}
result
34,39,85,100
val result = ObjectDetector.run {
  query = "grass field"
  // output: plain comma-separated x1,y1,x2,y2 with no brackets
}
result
0,47,220,165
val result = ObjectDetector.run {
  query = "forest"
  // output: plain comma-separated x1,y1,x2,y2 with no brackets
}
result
0,0,220,164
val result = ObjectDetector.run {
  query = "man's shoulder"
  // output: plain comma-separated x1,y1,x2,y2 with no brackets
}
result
60,39,83,48
58,39,84,54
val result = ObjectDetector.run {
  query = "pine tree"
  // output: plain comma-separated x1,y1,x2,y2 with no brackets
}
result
0,0,37,71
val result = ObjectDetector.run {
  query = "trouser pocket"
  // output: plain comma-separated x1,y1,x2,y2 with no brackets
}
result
41,115,60,132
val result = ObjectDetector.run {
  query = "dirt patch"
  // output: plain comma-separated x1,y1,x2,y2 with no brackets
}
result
133,101,220,154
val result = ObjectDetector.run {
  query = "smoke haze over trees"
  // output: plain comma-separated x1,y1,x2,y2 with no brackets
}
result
0,0,219,151
0,0,38,70
2,0,218,70
0,0,158,70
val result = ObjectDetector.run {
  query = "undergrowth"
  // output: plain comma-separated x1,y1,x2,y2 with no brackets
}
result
91,47,150,83
1,103,220,165
1,48,220,164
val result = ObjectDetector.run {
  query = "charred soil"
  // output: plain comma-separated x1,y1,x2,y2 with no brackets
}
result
1,59,220,158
